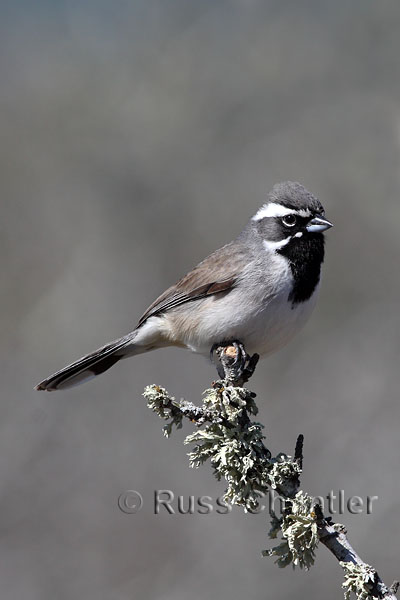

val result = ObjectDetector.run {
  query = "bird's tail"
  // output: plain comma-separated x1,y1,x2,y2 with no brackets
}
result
35,335,138,391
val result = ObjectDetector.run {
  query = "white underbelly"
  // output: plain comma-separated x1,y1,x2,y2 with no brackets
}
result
236,288,318,356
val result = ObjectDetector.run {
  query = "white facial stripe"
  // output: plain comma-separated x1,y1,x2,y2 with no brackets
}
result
263,237,292,251
253,202,311,221
253,203,293,220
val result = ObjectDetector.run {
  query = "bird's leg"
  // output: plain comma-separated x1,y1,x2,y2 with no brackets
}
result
210,344,227,379
231,340,248,374
210,341,259,385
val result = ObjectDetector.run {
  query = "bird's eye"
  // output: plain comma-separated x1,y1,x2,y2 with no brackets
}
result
281,214,297,227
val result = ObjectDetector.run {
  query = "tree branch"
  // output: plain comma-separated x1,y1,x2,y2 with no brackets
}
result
144,342,398,600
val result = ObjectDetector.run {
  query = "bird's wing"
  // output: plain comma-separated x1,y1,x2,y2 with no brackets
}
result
137,242,247,327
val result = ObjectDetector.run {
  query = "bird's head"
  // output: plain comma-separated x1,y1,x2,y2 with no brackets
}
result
251,181,333,252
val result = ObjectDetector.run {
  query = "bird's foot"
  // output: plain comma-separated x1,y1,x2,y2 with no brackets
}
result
210,341,259,385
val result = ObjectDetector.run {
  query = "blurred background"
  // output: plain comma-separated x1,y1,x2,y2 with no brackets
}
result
1,0,400,598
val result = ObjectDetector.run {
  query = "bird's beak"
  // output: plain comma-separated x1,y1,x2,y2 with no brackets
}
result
306,216,333,233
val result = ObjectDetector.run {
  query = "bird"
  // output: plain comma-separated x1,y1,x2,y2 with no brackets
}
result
36,181,333,391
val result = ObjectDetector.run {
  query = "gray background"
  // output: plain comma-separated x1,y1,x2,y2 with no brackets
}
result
1,1,400,598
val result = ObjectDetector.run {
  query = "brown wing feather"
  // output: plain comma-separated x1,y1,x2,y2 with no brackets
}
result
137,241,247,327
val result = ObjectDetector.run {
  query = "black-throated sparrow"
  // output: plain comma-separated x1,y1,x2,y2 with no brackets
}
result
36,181,332,391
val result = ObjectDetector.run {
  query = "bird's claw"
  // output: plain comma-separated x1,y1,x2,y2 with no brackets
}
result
210,341,259,385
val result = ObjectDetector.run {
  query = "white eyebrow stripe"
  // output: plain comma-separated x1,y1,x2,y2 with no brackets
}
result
252,202,311,221
263,237,292,251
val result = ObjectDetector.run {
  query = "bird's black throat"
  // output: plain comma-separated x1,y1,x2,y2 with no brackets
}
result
278,234,325,305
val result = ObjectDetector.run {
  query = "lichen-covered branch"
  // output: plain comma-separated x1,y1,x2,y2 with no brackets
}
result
144,343,398,600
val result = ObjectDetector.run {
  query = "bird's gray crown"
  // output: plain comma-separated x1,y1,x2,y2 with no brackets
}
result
269,181,324,214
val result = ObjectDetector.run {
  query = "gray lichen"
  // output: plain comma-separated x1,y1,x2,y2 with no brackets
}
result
144,384,183,438
185,384,270,510
341,562,378,600
264,491,318,570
